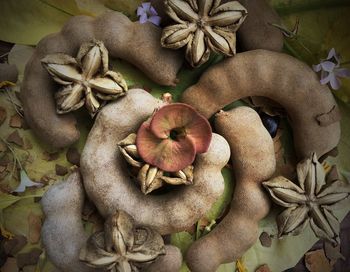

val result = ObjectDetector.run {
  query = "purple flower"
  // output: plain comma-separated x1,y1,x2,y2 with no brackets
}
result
313,48,350,90
137,2,161,26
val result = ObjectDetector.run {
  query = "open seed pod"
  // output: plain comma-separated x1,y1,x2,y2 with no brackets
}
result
21,11,183,149
41,170,182,272
80,89,231,235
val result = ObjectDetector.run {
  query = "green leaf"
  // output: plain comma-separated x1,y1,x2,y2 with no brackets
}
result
170,231,194,255
205,168,234,221
0,0,72,45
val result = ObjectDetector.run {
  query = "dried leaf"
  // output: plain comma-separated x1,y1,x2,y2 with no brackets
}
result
305,249,333,272
324,241,345,264
255,264,271,272
259,232,272,248
13,170,42,193
3,235,27,255
1,257,18,272
6,131,24,147
41,151,59,161
16,248,42,268
9,114,23,128
27,212,42,244
0,106,7,126
0,141,7,153
66,147,80,166
55,164,68,176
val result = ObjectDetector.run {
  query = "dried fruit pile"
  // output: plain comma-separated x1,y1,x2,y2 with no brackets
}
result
0,1,350,272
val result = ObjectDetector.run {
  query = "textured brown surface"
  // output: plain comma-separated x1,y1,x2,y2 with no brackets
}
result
185,107,276,272
41,170,96,272
237,0,284,52
181,49,341,160
21,12,183,149
151,0,283,52
80,89,231,235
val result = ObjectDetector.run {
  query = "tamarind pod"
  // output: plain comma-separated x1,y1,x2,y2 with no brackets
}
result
41,170,97,272
0,63,18,83
80,89,231,235
145,245,182,272
186,107,276,272
237,0,284,52
21,12,183,149
181,49,341,159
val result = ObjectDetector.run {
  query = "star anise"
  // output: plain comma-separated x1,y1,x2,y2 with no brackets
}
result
41,40,128,117
263,153,350,245
161,0,247,67
79,210,165,272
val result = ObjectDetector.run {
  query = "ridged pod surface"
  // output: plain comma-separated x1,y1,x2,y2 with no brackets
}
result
21,12,183,148
182,49,341,159
41,170,182,272
80,89,231,235
186,107,276,272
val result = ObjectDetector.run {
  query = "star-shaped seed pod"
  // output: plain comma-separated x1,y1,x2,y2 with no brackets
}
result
118,132,194,195
161,0,247,67
41,40,128,117
79,210,165,272
263,153,350,245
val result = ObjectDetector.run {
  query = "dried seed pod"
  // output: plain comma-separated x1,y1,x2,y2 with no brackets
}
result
186,107,276,272
21,12,183,148
81,89,230,234
181,50,341,159
237,0,284,51
41,170,182,272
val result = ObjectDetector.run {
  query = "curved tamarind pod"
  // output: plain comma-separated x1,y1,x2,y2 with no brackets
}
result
181,49,341,159
186,107,276,272
41,170,97,272
81,89,231,235
145,245,182,272
0,63,18,83
41,170,182,272
21,12,183,149
237,0,284,52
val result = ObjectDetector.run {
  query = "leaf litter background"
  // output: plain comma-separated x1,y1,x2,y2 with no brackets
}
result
0,0,350,271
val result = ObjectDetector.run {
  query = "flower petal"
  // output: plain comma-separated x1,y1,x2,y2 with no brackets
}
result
150,103,212,153
329,73,341,90
142,2,151,11
139,13,148,24
320,61,336,72
149,6,158,16
136,120,196,172
312,64,322,73
335,68,350,78
326,48,340,65
148,15,162,26
137,6,145,16
320,73,332,85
